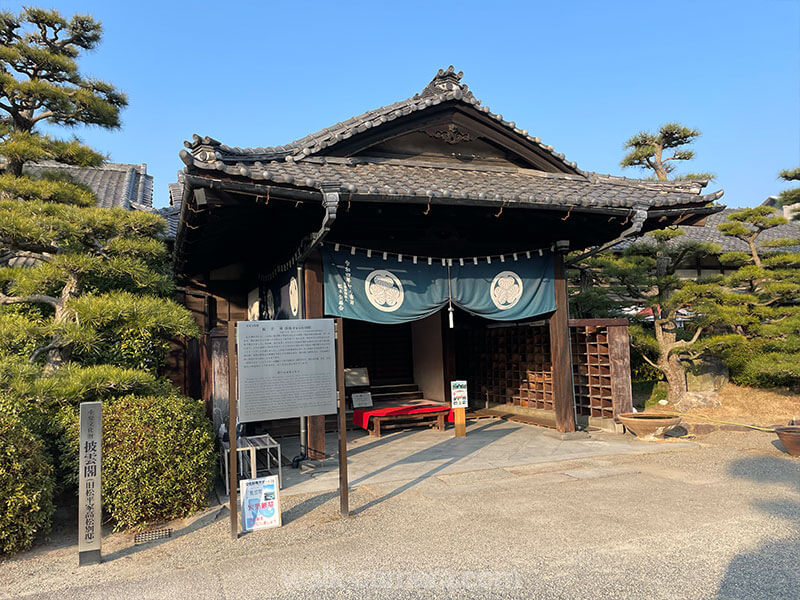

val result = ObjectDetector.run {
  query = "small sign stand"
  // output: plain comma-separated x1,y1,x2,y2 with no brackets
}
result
451,380,468,438
78,401,102,565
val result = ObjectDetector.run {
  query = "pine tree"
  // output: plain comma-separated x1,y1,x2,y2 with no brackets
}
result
696,207,800,387
777,167,800,217
0,8,126,176
620,122,714,181
0,7,201,508
569,230,724,403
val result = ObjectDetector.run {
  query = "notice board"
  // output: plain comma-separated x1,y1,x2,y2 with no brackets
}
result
236,319,337,422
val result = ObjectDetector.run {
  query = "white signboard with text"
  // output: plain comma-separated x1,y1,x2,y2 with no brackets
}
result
351,392,373,408
450,380,469,409
236,319,337,422
78,402,102,564
241,475,281,531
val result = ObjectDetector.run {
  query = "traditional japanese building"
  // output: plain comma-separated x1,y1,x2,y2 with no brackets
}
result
171,67,723,457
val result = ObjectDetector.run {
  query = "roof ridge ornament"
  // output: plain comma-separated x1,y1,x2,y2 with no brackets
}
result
418,66,474,101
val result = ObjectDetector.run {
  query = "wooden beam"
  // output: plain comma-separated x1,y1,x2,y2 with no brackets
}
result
303,252,327,459
568,318,629,328
608,325,633,418
549,252,576,433
335,318,349,517
227,320,239,539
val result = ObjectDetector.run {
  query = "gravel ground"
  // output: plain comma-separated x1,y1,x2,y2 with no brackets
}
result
1,429,798,599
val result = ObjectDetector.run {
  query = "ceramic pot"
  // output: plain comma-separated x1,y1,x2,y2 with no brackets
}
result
774,426,800,457
618,413,681,439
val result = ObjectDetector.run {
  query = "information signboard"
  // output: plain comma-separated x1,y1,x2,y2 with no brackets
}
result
236,319,337,422
240,475,281,531
351,392,373,408
451,380,469,408
78,401,102,565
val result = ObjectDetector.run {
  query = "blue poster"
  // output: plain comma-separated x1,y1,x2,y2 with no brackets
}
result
241,475,281,531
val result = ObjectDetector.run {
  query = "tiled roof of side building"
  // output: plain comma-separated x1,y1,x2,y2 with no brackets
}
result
615,206,800,253
160,172,185,240
22,161,154,210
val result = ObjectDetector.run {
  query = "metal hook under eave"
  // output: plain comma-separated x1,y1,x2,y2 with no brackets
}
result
561,205,573,221
423,197,432,215
494,200,506,218
621,209,632,226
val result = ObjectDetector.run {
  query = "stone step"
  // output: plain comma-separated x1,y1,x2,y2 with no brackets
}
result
370,383,420,394
370,390,425,402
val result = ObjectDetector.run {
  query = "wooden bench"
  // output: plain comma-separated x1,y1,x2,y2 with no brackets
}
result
368,408,449,438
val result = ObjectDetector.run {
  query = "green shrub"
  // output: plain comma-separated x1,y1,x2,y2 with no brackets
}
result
736,353,800,388
63,394,215,531
0,413,55,556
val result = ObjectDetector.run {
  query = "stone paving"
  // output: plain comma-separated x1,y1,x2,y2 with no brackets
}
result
278,419,694,495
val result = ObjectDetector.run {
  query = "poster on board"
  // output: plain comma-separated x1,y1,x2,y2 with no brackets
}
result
241,475,281,532
450,380,468,408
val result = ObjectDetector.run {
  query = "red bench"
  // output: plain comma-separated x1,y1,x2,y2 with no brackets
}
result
353,406,452,438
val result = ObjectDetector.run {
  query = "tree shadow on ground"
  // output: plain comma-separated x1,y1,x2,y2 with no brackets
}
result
717,454,800,599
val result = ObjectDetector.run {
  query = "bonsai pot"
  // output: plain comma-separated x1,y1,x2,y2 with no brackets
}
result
774,426,800,457
618,413,681,439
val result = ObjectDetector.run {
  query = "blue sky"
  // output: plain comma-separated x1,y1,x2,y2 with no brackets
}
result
2,0,798,209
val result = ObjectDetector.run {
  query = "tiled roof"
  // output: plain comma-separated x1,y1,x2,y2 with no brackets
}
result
183,66,583,174
178,67,723,213
668,208,800,252
160,172,185,240
22,161,154,210
180,154,722,210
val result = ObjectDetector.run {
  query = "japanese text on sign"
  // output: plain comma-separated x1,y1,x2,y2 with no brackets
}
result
451,380,469,409
237,319,337,422
79,402,102,553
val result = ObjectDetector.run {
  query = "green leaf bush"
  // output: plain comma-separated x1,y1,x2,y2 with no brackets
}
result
0,413,55,556
62,394,215,531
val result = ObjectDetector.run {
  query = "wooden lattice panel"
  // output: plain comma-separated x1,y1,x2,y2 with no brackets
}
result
570,325,614,418
465,325,553,409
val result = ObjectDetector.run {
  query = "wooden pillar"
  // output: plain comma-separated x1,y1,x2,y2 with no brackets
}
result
608,323,633,417
549,251,576,433
304,252,326,459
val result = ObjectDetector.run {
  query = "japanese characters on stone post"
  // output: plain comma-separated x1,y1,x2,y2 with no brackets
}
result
79,401,102,564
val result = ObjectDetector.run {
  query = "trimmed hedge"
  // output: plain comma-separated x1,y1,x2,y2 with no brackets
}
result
0,413,55,556
62,394,215,531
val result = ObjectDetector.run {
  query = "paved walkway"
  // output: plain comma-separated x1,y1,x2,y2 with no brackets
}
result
2,429,798,599
279,419,694,495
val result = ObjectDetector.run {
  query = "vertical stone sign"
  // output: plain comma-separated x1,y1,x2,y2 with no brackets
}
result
79,401,102,566
237,319,336,422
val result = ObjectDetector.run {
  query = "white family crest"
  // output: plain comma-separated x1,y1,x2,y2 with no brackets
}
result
265,290,275,319
490,271,523,310
365,270,404,312
289,277,299,316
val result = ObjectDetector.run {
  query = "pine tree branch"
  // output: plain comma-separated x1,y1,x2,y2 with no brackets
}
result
1,249,53,264
640,353,660,370
30,339,62,363
30,110,55,124
0,292,59,307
